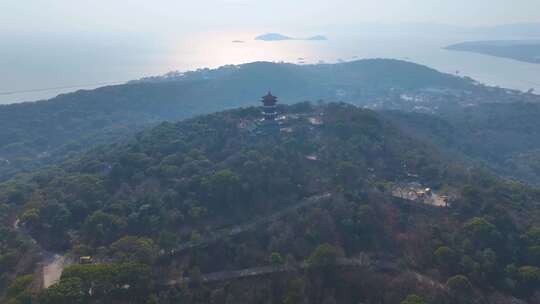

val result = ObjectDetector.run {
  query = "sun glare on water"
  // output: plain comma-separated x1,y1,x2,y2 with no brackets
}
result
168,30,329,70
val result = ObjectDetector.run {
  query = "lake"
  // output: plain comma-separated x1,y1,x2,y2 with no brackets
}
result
2,30,540,104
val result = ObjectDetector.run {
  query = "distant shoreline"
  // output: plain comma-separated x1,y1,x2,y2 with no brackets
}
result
445,40,540,64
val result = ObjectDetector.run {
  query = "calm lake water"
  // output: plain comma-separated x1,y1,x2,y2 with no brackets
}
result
2,30,540,104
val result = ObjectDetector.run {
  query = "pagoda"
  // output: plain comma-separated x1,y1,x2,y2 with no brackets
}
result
261,91,278,120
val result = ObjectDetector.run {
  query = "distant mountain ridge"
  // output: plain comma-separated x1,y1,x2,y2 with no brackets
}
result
0,59,473,181
1,59,539,185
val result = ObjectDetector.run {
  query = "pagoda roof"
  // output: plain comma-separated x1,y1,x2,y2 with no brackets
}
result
262,91,277,100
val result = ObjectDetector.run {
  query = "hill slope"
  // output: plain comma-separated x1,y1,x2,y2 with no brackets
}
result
384,102,540,185
3,59,539,184
2,103,540,303
0,59,485,181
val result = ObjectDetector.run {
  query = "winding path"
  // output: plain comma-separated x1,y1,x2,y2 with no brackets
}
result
12,218,68,289
166,256,375,286
168,192,332,256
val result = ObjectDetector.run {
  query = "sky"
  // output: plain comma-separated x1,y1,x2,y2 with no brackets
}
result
2,0,540,35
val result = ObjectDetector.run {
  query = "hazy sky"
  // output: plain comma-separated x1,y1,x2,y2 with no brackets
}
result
2,0,540,34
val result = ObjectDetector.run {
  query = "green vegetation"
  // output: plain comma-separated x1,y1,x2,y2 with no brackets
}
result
5,275,33,304
3,59,539,192
384,102,540,185
0,59,475,181
0,225,38,298
39,263,151,304
1,103,539,303
446,275,473,292
401,294,426,304
305,243,341,268
269,252,284,265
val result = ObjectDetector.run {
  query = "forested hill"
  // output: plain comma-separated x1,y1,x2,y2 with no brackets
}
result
383,102,540,185
0,59,476,181
2,103,540,303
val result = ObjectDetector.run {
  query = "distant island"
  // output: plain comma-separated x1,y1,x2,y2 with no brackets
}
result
231,40,245,43
445,40,540,64
255,33,293,41
255,33,328,41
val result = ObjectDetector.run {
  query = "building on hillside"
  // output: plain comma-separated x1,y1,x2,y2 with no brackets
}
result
261,92,278,121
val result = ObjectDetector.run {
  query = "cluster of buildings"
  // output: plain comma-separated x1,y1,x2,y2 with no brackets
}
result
391,182,449,207
236,91,325,162
237,91,325,134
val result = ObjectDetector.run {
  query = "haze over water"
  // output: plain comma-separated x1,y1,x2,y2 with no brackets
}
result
2,29,540,104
